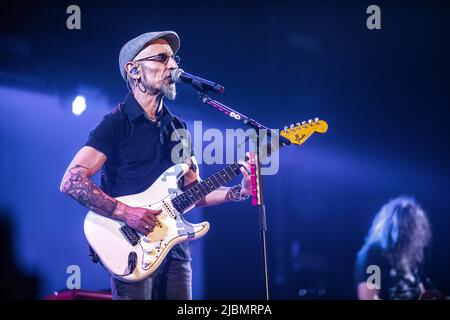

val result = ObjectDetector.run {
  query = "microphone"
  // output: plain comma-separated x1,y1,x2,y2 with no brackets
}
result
171,68,225,94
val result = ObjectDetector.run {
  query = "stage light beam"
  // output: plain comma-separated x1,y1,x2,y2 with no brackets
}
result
72,95,86,116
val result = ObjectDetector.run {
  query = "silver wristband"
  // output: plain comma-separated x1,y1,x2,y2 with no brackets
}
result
227,184,250,202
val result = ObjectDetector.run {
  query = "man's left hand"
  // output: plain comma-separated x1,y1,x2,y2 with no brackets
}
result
238,159,252,198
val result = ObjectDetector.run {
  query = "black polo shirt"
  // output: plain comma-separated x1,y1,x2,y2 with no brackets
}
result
85,94,192,261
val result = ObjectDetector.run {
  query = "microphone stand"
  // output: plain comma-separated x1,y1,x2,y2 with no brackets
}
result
197,91,291,300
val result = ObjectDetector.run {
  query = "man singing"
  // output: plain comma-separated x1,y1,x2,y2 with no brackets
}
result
60,31,252,300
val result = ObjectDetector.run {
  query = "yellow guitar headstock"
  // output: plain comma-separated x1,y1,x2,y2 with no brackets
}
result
280,118,328,145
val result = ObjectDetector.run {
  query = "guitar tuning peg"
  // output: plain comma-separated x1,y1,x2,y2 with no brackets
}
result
296,122,300,126
301,121,306,125
308,119,313,123
284,126,288,131
290,124,294,128
314,117,319,122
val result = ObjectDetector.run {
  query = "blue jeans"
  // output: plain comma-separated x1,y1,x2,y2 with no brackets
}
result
111,257,192,300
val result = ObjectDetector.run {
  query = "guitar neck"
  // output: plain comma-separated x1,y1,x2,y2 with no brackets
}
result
171,138,285,213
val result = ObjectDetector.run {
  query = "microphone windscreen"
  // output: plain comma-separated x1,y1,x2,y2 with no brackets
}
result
171,68,184,83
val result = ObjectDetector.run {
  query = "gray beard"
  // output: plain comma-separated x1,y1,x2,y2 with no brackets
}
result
162,83,177,100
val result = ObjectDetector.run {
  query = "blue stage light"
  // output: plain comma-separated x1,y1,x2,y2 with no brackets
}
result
72,95,86,116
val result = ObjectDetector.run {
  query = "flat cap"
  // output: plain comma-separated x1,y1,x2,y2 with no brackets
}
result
119,31,180,80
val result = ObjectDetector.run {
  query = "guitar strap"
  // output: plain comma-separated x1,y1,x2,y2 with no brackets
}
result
158,104,194,168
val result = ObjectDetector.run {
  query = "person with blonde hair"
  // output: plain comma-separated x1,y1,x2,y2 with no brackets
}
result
354,196,434,300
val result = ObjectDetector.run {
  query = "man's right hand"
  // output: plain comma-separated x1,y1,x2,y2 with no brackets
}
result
115,203,162,234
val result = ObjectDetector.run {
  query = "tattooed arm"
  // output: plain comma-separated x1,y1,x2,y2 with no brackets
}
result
60,146,160,234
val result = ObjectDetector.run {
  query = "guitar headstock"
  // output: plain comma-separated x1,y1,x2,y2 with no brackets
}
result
280,118,328,146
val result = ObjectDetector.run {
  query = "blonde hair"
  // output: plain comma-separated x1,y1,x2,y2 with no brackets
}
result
360,196,431,271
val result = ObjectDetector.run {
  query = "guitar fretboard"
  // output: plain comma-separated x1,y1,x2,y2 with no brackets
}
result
171,164,241,212
171,137,283,213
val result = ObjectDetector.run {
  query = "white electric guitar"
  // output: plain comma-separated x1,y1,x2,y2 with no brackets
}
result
84,119,328,282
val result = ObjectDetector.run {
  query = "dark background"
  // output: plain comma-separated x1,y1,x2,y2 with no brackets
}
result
0,0,449,299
